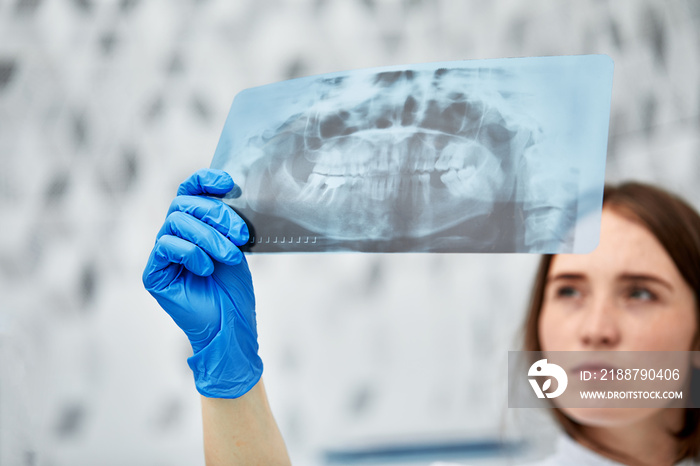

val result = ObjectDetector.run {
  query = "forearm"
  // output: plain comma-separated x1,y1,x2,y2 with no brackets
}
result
202,379,291,466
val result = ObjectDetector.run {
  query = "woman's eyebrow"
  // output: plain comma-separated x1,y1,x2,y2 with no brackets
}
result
619,273,674,291
547,273,586,282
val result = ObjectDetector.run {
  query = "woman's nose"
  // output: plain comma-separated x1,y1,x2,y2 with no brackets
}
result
578,297,621,348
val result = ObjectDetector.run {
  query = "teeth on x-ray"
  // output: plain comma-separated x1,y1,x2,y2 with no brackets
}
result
243,69,537,241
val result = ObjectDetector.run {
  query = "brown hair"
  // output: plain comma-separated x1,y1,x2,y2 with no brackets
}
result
522,182,700,462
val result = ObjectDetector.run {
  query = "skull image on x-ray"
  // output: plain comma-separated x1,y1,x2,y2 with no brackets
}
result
238,68,554,249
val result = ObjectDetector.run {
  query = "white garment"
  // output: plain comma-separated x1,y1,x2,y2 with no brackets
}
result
430,433,699,466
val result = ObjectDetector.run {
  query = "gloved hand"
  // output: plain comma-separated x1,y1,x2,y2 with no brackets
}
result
142,168,262,398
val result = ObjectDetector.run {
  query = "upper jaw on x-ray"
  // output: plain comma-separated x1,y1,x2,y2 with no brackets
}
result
211,56,613,253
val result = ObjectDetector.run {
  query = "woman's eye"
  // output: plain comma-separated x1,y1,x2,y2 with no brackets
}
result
629,287,656,301
555,286,579,298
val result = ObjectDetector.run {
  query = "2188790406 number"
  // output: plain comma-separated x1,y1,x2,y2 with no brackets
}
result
600,369,681,381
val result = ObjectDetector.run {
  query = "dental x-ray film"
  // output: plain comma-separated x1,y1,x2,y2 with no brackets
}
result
211,55,613,253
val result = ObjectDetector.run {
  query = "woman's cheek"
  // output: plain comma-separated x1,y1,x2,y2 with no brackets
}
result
625,312,696,351
538,307,569,351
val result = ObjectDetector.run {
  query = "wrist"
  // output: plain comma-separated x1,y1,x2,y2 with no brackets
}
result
186,322,263,398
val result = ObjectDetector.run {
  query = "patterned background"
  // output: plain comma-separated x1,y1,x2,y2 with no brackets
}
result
1,1,698,465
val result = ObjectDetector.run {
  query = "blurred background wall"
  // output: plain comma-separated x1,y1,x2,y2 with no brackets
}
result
0,1,698,465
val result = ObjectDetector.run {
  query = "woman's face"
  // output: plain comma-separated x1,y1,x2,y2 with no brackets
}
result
538,207,698,426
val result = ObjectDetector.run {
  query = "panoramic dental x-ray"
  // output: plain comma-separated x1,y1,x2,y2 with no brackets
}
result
211,55,613,253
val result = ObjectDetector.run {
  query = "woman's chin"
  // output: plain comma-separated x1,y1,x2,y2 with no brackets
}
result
560,407,661,428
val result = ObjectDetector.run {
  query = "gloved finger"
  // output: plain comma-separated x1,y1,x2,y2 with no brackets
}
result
157,211,243,265
167,195,249,246
143,235,215,291
177,169,235,197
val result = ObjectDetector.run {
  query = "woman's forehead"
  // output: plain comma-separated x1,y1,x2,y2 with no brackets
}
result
548,208,683,282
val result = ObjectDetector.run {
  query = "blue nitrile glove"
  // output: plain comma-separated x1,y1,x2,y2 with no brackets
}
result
142,168,262,398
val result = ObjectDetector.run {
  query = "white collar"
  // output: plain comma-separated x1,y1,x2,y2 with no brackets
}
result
552,433,698,466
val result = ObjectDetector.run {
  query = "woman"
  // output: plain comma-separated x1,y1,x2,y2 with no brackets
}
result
143,169,700,465
517,183,700,465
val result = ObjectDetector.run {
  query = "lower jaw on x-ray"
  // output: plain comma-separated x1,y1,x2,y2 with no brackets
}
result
211,55,613,253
